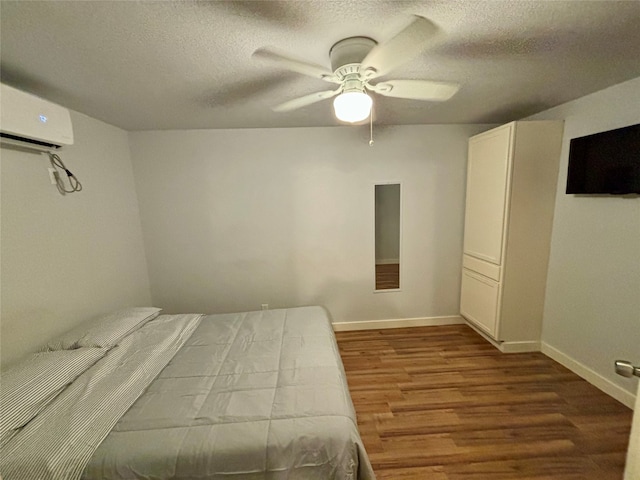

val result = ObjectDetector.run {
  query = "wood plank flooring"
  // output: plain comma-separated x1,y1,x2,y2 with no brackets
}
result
335,324,633,480
376,264,400,290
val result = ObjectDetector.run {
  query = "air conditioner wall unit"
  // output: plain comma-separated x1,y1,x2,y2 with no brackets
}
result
0,83,74,152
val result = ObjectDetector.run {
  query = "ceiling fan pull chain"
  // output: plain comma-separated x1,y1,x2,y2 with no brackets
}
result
369,104,374,146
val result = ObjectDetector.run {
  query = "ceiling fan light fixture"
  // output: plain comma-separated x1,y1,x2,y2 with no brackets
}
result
333,91,372,123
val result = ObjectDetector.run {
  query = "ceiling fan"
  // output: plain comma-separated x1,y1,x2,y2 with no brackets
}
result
252,15,460,124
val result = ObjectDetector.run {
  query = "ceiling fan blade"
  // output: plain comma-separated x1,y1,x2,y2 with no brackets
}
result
273,88,341,112
253,47,338,83
361,15,439,79
369,79,460,101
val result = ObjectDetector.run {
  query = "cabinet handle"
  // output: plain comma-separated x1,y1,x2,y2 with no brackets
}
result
614,360,640,378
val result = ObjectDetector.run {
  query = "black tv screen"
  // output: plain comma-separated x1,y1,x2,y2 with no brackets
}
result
566,123,640,195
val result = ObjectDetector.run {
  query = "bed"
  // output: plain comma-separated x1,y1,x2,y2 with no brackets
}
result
0,306,375,480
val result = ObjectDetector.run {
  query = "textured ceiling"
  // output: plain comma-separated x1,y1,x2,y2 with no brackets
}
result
1,0,640,131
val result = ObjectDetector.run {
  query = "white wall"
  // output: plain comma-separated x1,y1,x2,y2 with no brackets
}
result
1,110,152,367
526,76,640,399
129,124,491,323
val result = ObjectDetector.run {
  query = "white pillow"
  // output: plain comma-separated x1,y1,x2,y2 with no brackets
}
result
44,307,161,350
0,347,107,446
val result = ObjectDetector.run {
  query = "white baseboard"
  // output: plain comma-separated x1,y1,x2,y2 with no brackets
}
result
541,342,636,409
463,319,541,353
500,340,541,353
332,315,464,332
375,258,400,265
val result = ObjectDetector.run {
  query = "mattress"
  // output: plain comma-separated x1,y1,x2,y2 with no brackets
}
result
82,306,375,479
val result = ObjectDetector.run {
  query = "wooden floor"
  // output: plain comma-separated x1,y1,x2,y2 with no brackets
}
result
336,325,633,480
376,263,400,290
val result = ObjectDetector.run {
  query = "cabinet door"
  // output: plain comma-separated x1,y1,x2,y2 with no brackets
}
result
463,124,513,265
460,268,500,338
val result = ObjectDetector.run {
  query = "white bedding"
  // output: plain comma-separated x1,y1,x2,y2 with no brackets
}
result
0,307,375,480
0,314,202,480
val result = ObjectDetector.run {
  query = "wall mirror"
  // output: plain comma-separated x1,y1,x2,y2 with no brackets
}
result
375,183,401,291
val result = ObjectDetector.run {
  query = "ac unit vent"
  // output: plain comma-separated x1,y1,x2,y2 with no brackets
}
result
0,132,62,150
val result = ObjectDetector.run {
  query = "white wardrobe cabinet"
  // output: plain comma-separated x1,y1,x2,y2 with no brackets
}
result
460,121,563,352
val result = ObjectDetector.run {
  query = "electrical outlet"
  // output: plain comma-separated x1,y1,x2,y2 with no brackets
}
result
48,168,58,184
261,304,269,310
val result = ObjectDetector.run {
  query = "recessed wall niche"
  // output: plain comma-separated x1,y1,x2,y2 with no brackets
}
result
374,183,401,291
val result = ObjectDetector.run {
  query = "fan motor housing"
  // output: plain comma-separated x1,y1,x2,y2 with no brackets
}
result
329,36,377,72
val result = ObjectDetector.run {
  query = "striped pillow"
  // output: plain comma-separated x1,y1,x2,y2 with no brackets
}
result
0,347,107,446
44,307,161,350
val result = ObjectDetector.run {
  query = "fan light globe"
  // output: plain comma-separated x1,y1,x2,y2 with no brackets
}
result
333,91,372,123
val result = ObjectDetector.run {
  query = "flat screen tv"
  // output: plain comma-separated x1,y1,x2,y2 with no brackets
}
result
566,123,640,195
